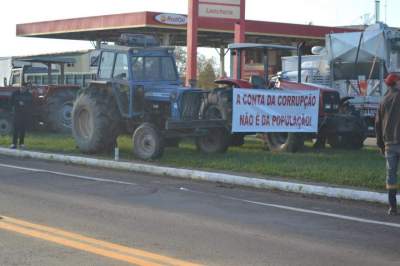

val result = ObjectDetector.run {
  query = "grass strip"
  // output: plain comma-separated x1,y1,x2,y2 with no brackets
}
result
0,133,386,191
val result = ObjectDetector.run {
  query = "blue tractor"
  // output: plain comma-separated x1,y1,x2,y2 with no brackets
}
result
71,34,228,160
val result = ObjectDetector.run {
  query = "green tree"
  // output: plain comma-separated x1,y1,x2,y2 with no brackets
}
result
174,47,219,87
174,46,187,76
198,58,217,89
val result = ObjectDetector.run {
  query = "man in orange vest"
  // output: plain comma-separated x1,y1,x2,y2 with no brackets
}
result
375,73,400,215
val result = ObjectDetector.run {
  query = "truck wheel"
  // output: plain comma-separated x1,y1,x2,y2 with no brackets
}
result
132,123,164,160
45,90,77,133
333,101,366,150
72,89,121,153
0,113,13,135
263,132,304,152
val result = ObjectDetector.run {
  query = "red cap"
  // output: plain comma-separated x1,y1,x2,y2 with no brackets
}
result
385,73,400,87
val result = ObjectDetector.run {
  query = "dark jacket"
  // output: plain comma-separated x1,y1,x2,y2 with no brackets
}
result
10,90,33,117
375,88,400,148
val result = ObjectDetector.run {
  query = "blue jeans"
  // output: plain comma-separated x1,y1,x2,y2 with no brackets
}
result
385,144,400,189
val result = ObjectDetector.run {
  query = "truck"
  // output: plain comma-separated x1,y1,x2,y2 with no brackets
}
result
0,58,80,134
0,58,13,86
279,23,400,137
207,42,367,151
71,34,228,160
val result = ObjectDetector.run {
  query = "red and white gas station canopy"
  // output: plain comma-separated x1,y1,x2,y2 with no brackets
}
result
16,11,356,47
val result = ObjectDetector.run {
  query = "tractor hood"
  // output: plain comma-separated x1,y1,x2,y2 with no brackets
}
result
143,84,202,102
143,84,182,101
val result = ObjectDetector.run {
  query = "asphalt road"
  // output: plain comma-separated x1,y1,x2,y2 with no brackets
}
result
0,156,399,266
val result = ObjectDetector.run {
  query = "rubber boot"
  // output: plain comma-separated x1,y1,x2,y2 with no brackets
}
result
388,189,397,215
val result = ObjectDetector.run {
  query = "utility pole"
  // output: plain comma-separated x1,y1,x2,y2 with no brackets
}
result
384,0,387,23
375,0,380,23
186,0,199,87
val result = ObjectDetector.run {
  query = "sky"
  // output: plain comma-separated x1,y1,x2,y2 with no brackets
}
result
0,0,399,58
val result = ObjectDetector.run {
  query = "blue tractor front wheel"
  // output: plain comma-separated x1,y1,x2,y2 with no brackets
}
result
132,123,164,160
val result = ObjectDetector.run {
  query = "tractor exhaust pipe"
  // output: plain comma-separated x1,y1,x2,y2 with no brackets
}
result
297,42,304,83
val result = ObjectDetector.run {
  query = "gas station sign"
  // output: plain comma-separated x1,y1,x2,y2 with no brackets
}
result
154,14,187,25
186,0,245,86
199,0,241,19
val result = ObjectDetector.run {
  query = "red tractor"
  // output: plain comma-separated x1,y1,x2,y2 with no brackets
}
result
204,43,366,152
0,59,80,135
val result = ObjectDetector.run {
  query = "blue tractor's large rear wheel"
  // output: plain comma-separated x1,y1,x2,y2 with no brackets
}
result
72,88,121,154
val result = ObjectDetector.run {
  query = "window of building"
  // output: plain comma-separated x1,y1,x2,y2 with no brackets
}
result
66,75,74,84
34,76,42,85
43,76,49,85
75,75,83,86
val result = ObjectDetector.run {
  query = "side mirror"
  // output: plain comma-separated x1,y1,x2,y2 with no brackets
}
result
3,78,7,86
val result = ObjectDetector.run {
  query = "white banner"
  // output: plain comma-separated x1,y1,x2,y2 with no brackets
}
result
232,88,320,133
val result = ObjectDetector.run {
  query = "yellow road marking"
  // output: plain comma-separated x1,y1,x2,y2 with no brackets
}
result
1,216,198,266
0,216,201,266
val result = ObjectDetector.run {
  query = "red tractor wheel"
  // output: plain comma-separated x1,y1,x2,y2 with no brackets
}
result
263,132,304,152
0,112,13,135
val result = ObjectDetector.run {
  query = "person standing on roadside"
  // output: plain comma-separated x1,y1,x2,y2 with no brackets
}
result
10,82,33,149
375,73,400,215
